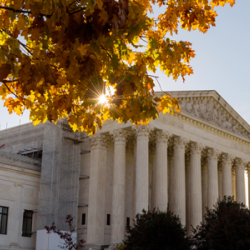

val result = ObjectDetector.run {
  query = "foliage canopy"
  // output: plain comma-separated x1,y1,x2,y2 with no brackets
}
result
192,196,250,250
0,0,234,134
123,209,190,250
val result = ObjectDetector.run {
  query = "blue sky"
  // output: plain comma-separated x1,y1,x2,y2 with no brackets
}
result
0,1,249,129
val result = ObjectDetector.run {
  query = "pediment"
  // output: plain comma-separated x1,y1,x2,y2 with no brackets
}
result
157,91,250,141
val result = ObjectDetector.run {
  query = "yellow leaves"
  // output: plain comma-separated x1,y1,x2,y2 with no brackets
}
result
128,52,135,65
157,95,180,115
77,44,90,57
210,0,235,7
16,15,26,32
29,91,36,102
0,0,234,134
4,97,24,115
25,99,33,109
0,84,8,99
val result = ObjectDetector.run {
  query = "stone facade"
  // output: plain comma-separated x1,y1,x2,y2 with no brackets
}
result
0,90,250,249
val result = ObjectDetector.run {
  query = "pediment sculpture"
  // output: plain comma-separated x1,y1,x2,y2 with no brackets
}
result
178,97,250,140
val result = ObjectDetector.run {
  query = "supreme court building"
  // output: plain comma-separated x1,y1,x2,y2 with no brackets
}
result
0,90,250,250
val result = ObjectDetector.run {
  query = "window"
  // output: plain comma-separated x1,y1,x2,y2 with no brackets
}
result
107,214,111,226
126,217,130,228
0,206,8,235
22,210,33,237
82,213,86,225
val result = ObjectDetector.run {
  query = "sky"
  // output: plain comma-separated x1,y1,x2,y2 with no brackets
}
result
0,1,250,129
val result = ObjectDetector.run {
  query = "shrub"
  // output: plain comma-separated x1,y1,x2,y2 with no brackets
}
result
191,196,250,250
123,209,190,250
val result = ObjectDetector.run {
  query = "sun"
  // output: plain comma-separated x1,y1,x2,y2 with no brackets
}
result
98,94,107,104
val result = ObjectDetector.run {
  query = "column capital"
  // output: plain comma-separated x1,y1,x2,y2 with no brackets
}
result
190,142,205,155
222,154,234,165
207,148,221,160
133,125,154,138
90,134,108,149
110,129,129,143
235,158,248,170
174,136,189,150
155,131,172,144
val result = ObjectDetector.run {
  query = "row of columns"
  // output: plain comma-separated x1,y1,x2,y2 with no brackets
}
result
86,126,248,245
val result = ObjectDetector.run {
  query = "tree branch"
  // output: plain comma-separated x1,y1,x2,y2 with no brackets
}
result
0,6,53,18
68,7,86,15
3,81,25,105
0,6,31,14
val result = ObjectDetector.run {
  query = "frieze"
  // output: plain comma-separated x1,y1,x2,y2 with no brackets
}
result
231,142,250,155
159,114,184,129
178,97,250,140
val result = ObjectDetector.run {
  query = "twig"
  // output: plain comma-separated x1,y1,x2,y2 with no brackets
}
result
3,81,25,105
155,77,172,97
0,6,53,18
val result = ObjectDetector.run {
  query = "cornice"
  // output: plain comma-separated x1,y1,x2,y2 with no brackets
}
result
158,112,250,154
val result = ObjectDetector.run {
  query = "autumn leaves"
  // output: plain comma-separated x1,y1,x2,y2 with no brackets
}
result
0,0,234,134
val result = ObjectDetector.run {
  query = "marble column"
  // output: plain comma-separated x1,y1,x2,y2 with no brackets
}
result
207,149,220,209
222,154,233,197
110,129,128,244
134,125,153,214
168,146,174,212
248,166,250,208
235,159,246,204
149,142,156,210
189,143,203,233
218,165,223,199
171,137,188,225
232,168,236,200
153,131,171,211
185,151,191,235
132,139,137,218
201,157,208,219
87,134,108,245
